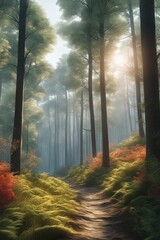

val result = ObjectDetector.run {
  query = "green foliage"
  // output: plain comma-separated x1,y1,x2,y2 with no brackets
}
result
102,161,144,196
84,167,109,186
0,174,78,240
67,166,94,185
66,154,160,239
146,157,160,185
111,180,148,206
129,197,160,239
20,225,74,240
67,166,109,186
101,158,160,239
119,132,146,148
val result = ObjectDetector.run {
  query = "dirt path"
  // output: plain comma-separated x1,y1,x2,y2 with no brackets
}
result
68,184,141,240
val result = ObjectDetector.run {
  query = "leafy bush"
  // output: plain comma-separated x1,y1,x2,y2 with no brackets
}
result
102,161,145,196
67,141,160,239
129,197,160,239
110,145,146,162
67,166,94,185
0,173,78,240
0,162,16,208
119,133,145,148
87,153,103,169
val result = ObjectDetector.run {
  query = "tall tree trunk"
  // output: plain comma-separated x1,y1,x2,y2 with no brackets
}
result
47,97,52,172
99,21,110,168
128,0,145,138
65,89,68,168
68,95,72,164
88,37,97,158
125,77,133,133
80,89,84,165
54,95,58,172
140,0,160,162
11,0,28,174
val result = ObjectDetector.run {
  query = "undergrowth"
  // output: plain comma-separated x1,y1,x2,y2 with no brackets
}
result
0,173,78,240
67,137,160,239
67,166,109,186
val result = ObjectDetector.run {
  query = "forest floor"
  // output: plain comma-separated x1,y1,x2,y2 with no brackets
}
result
66,183,142,240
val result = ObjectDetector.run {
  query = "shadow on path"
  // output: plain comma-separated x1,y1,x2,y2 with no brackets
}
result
68,183,142,240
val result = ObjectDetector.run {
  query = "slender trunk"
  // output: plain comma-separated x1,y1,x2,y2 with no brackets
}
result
128,0,145,138
54,95,58,171
72,99,77,163
11,0,28,174
140,0,160,161
47,97,52,172
76,112,80,163
88,37,97,158
57,95,60,169
99,21,110,168
126,77,133,133
65,89,68,168
68,96,72,164
26,121,29,154
80,89,84,165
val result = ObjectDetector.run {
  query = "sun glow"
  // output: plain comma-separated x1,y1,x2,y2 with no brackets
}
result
112,51,127,67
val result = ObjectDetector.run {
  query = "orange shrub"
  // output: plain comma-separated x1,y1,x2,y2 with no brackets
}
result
87,153,102,169
0,162,16,208
87,145,146,169
110,145,146,162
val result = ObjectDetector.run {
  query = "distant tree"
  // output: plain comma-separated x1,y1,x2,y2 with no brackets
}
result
67,52,87,165
140,0,160,165
128,0,145,138
57,0,97,159
11,0,28,174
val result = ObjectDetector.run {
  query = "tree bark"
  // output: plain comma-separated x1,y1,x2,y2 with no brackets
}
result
11,0,28,174
140,0,160,161
128,0,145,138
99,20,110,168
65,89,69,168
80,89,84,165
47,97,52,172
88,36,97,158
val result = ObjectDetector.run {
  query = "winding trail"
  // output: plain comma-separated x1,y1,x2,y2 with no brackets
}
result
68,184,141,240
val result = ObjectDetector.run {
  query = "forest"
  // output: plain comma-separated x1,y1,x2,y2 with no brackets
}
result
0,0,160,239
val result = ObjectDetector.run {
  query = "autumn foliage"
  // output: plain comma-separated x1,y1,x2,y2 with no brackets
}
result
0,137,17,208
110,145,146,162
88,145,146,169
87,152,103,169
0,162,16,208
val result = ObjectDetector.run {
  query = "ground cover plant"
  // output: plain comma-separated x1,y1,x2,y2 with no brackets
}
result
67,137,160,239
0,172,78,240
